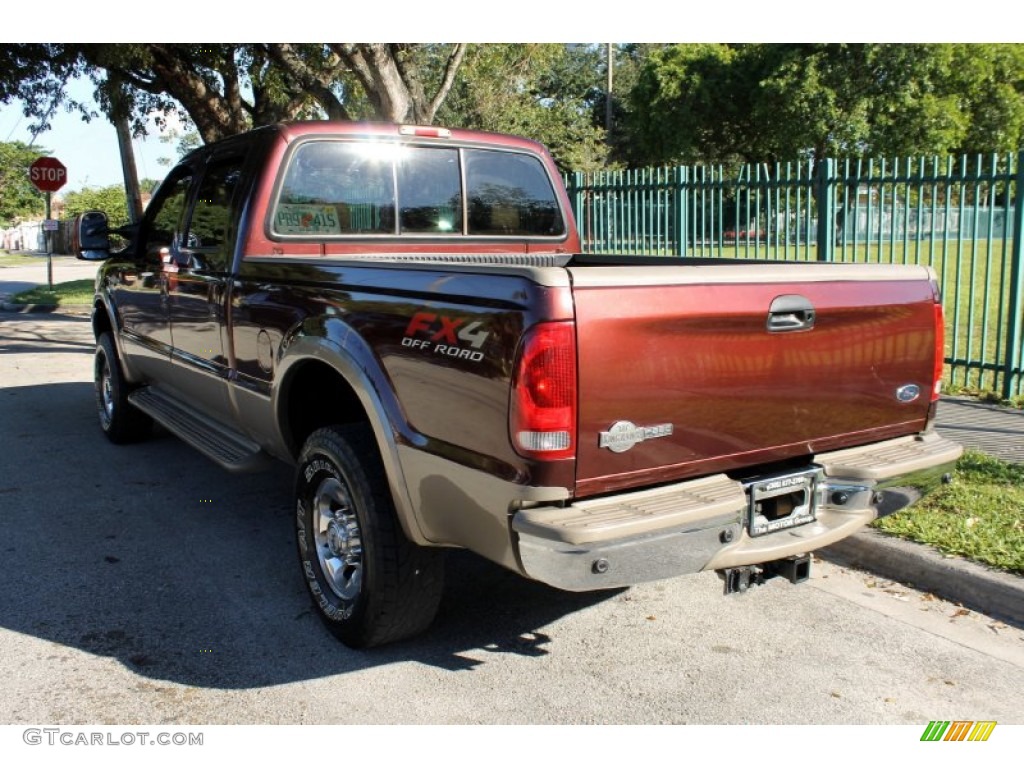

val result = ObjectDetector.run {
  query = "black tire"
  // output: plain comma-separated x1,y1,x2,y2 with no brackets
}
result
94,332,152,444
295,424,445,648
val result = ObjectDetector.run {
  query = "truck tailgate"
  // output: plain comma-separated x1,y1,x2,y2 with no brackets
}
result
569,262,940,497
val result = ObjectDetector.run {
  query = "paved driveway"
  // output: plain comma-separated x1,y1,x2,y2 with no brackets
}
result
1,313,1022,727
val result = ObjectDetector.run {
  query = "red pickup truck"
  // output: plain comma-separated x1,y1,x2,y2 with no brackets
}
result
79,121,962,647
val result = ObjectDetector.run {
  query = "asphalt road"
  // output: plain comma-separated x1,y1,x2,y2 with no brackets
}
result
1,313,1022,726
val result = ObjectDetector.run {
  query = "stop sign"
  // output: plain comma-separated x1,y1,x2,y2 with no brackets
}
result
29,156,67,193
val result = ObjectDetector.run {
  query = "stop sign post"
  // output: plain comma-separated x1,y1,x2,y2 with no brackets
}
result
28,157,67,290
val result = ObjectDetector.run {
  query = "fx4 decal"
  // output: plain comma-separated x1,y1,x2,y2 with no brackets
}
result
402,312,491,363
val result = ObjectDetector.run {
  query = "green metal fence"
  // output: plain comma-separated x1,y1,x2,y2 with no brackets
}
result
566,152,1024,398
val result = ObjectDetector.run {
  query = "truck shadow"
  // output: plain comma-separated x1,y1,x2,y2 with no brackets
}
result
0,380,619,690
0,313,96,354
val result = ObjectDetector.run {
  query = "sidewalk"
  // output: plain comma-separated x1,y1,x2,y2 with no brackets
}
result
935,396,1024,464
822,398,1024,627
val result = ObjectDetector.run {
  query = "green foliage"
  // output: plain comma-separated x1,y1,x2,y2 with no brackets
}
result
159,128,202,162
2,43,470,148
0,45,91,135
947,44,1024,156
3,43,611,173
626,44,1024,167
12,42,1020,179
626,44,750,166
0,141,47,226
62,185,131,230
874,450,1024,573
438,44,610,173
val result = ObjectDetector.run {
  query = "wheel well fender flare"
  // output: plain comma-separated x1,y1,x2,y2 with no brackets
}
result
275,332,429,546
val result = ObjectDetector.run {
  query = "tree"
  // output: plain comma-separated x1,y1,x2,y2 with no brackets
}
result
750,45,963,161
933,44,1024,157
1,44,469,146
598,44,666,166
626,44,754,166
2,43,626,173
62,184,132,230
0,141,47,227
437,44,610,172
624,43,1024,167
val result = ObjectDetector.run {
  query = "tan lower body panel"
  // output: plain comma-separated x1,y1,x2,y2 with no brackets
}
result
513,432,962,591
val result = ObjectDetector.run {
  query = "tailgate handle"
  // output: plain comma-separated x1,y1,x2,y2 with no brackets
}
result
767,295,815,332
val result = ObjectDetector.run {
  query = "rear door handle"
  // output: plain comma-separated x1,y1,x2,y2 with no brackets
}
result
767,295,816,332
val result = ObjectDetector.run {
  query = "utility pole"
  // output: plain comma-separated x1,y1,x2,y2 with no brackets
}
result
107,75,144,224
115,115,144,224
605,43,614,142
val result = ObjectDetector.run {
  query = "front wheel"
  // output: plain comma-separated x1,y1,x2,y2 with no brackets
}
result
94,332,152,444
295,424,444,648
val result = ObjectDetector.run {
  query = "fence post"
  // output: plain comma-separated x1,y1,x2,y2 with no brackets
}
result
1002,151,1024,399
815,158,835,262
675,165,688,257
568,171,584,250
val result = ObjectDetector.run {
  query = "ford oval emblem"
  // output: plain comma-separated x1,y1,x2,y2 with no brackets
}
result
896,384,921,403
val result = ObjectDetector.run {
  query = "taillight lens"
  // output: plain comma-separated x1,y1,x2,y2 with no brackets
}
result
932,299,945,401
510,321,577,460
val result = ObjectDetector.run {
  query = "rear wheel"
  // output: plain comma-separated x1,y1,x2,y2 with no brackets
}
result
94,332,152,444
295,424,444,648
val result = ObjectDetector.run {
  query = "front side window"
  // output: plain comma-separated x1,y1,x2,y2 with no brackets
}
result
271,140,565,240
146,172,192,250
142,171,192,262
183,156,245,271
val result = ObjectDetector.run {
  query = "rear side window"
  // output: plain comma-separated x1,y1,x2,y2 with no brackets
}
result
271,140,564,239
275,143,395,235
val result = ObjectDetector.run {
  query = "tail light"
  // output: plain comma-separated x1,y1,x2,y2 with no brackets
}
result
510,321,577,460
932,294,945,402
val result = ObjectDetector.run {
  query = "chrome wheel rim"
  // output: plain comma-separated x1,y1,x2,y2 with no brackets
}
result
312,476,363,601
98,354,114,426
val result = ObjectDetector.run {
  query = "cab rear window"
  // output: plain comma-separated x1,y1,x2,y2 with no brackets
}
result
271,141,564,239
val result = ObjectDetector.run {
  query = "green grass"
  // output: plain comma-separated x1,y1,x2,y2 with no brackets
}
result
8,279,95,307
0,250,39,267
873,450,1024,574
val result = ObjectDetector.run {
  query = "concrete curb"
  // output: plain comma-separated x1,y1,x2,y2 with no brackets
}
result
1,301,58,313
819,528,1024,627
1,301,91,315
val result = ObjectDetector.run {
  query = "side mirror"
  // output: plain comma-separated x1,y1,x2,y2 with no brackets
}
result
75,210,111,261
